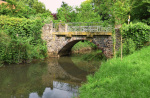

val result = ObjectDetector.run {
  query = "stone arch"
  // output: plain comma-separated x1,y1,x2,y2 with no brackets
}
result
58,40,84,56
57,36,113,58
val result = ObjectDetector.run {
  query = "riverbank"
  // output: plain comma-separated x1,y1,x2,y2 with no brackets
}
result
80,46,150,98
71,50,106,73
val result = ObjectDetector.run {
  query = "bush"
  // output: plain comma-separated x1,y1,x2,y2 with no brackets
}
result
122,22,150,49
117,38,136,56
0,30,11,64
0,15,47,64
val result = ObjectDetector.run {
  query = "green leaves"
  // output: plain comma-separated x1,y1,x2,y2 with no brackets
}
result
122,22,150,49
75,1,101,22
56,1,102,23
0,0,51,18
57,2,77,22
0,16,47,64
112,0,131,25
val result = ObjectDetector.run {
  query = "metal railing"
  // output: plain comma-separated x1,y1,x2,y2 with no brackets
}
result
53,22,112,32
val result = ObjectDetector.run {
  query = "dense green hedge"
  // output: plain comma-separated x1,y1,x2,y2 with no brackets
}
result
122,22,150,49
116,22,150,56
0,15,47,64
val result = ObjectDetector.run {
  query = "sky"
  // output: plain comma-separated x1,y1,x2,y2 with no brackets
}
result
38,0,86,13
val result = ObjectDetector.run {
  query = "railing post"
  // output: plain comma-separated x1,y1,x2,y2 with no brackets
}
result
65,24,68,32
50,21,53,33
59,20,62,32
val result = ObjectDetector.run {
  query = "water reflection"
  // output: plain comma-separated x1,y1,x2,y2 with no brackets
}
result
29,81,79,98
0,57,94,98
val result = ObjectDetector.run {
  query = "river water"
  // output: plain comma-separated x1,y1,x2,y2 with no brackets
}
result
0,56,100,98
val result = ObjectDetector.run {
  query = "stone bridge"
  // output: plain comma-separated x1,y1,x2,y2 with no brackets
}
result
42,22,120,58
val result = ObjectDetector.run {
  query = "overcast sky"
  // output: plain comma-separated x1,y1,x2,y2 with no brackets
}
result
38,0,86,13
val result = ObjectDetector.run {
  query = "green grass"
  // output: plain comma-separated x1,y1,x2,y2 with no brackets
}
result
80,46,150,98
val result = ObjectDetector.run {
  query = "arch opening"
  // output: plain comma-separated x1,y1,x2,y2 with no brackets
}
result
58,40,99,57
58,40,82,56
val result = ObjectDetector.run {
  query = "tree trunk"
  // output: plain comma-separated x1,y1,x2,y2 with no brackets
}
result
113,30,116,58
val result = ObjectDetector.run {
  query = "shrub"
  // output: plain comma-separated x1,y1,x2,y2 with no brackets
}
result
122,22,150,49
117,38,136,56
0,15,47,64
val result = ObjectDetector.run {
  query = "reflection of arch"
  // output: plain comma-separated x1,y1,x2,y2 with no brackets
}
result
42,57,89,93
44,58,89,86
58,57,89,81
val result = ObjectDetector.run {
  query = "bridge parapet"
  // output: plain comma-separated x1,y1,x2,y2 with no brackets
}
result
53,22,112,33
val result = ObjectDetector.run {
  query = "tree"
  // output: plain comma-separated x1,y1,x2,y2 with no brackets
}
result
0,0,36,18
75,0,101,22
57,2,76,22
32,1,49,14
6,0,51,14
1,0,52,18
130,0,150,24
111,0,130,60
92,0,114,21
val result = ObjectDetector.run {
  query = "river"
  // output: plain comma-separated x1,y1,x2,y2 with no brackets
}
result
0,55,101,98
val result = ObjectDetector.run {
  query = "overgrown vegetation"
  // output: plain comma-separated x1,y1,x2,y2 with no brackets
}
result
122,22,150,49
116,22,150,56
80,46,150,98
0,0,51,17
0,16,47,64
0,0,53,22
0,0,53,65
